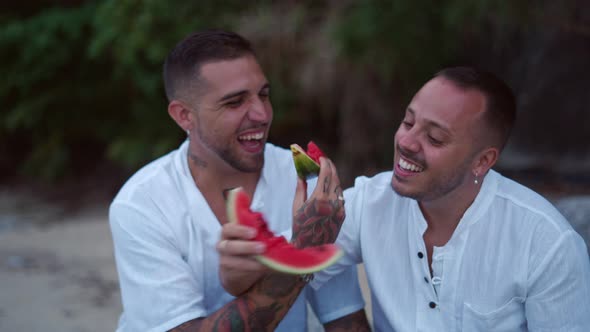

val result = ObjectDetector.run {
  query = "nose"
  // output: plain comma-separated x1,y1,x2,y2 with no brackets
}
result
396,128,420,153
247,97,271,123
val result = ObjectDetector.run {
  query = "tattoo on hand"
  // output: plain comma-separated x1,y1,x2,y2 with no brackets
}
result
292,197,345,247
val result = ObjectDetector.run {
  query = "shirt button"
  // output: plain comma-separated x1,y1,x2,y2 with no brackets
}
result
418,252,424,259
429,301,437,309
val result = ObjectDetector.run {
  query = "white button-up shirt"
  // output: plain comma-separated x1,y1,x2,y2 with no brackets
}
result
110,141,364,332
313,170,590,331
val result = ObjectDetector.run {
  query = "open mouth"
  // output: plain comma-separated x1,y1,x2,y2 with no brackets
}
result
238,131,265,153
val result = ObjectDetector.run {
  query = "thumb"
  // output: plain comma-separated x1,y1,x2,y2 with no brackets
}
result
293,178,308,214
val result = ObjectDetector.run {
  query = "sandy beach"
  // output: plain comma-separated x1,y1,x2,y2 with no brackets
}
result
1,187,588,331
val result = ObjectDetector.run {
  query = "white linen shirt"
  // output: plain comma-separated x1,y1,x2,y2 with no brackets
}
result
110,141,364,332
313,170,590,331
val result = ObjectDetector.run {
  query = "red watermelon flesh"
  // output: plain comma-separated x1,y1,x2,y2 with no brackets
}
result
226,187,343,274
306,141,325,163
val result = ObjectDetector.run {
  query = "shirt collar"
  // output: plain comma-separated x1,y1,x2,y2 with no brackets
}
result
250,144,272,210
459,169,498,229
409,169,499,235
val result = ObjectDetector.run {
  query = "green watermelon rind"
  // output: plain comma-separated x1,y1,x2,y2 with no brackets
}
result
256,247,343,274
290,144,320,179
226,187,343,274
226,187,241,226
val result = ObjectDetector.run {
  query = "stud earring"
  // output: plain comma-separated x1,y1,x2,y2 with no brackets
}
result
474,171,479,185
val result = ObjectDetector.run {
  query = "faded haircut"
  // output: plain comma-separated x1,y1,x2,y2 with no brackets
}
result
163,29,256,102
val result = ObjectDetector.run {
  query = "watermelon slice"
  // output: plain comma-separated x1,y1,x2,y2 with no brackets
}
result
226,187,343,274
290,141,326,179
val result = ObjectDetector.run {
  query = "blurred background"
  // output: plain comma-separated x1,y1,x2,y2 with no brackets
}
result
1,1,589,331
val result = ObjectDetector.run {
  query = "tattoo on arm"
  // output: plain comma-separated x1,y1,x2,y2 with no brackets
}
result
324,309,371,332
168,273,304,332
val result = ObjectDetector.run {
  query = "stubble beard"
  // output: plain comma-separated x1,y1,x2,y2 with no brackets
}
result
196,124,265,173
392,157,472,203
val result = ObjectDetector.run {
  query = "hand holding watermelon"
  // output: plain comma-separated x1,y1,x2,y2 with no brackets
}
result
291,151,346,248
224,187,343,276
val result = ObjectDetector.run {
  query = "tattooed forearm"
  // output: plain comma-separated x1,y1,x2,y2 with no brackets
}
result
168,273,304,332
258,273,300,297
292,197,345,248
324,309,371,332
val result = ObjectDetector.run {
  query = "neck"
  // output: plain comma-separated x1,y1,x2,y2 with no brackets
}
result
187,145,261,197
418,181,481,232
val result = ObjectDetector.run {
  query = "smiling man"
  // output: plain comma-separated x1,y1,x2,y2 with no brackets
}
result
218,67,590,331
109,29,368,331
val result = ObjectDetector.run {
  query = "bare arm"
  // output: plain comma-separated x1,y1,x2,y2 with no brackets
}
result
169,272,305,331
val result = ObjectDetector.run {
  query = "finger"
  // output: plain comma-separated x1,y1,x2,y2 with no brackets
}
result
326,159,344,199
316,157,333,196
219,255,267,272
293,177,308,213
220,223,257,240
217,239,266,256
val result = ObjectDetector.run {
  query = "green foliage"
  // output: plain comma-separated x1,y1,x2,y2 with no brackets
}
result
331,0,531,93
0,1,536,181
0,1,254,179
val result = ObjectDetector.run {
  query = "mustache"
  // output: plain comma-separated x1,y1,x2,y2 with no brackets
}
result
396,144,426,167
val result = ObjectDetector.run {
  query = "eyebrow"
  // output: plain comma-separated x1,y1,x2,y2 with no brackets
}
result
407,107,452,135
218,83,270,103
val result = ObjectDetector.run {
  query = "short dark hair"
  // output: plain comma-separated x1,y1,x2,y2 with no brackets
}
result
434,66,516,151
163,29,256,102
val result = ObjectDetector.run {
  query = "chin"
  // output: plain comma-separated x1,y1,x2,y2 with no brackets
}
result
391,179,423,200
237,156,265,173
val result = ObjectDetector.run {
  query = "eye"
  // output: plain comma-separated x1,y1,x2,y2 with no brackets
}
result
428,136,443,146
402,121,413,129
259,89,270,100
225,98,244,108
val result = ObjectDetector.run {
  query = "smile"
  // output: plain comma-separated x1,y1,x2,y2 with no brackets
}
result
238,132,264,141
398,158,424,173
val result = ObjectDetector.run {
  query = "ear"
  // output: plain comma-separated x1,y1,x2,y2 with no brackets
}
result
472,147,499,178
168,100,194,132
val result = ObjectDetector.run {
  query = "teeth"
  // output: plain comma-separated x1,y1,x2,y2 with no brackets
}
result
239,132,264,141
398,158,423,172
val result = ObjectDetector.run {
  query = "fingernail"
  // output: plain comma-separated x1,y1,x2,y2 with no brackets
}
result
255,242,266,253
247,228,257,238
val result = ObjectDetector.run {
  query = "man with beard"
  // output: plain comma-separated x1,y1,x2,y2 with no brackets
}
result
109,29,369,331
218,67,590,331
